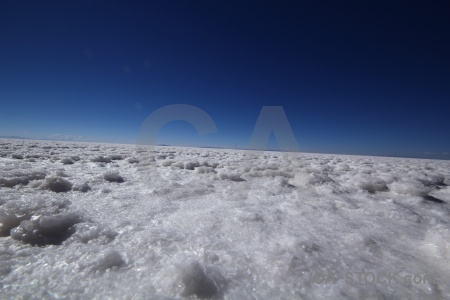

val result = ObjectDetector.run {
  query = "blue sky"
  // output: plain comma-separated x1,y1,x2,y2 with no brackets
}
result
1,1,449,159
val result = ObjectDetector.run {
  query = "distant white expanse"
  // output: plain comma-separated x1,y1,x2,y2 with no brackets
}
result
1,138,450,299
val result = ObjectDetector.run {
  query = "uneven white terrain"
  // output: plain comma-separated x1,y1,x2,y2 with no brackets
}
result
1,139,450,299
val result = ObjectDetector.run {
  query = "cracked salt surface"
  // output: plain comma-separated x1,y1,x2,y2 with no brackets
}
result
1,138,450,299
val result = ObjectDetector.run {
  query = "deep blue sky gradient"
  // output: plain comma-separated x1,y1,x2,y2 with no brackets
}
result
1,1,449,158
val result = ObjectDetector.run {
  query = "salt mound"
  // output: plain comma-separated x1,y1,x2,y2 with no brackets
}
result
110,155,123,160
0,194,116,246
218,173,245,182
91,156,112,163
196,166,216,174
179,262,224,298
185,161,200,170
61,158,74,165
0,177,30,188
126,157,139,164
0,204,33,236
430,186,450,202
261,169,293,178
161,160,174,167
0,197,71,236
354,176,388,193
40,176,73,193
202,161,219,168
335,163,351,171
160,261,226,299
419,173,446,187
289,171,333,188
89,249,125,272
0,171,47,188
72,182,91,193
389,179,431,197
172,161,185,168
445,177,450,186
69,223,118,244
103,171,124,183
11,212,83,246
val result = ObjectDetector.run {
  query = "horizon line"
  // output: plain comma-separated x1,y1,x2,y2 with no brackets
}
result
1,136,449,162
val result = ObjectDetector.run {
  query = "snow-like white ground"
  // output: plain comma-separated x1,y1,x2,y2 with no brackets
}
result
1,138,450,299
